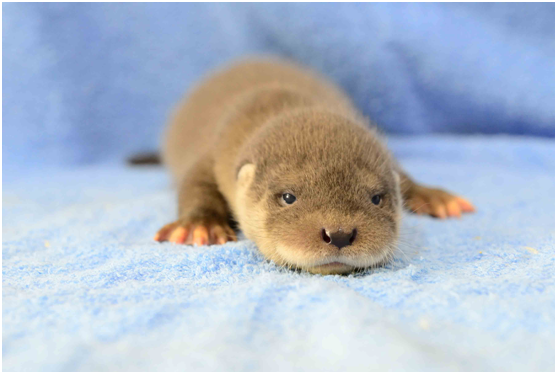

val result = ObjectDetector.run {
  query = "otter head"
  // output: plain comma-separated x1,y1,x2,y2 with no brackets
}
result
234,110,402,275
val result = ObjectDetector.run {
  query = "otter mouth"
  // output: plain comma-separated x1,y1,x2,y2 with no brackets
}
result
309,261,355,275
317,261,346,267
275,244,392,275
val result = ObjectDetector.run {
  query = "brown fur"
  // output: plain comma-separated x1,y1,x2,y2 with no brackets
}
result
157,57,475,275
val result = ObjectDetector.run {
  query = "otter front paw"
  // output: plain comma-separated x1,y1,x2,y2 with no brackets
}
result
405,185,475,219
154,219,237,245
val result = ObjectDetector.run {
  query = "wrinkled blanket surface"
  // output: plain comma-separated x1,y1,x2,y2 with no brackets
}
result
3,2,554,371
3,136,554,371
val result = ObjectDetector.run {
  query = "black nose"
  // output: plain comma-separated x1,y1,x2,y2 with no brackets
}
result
321,228,357,249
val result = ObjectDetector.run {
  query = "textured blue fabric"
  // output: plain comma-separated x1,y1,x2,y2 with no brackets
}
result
3,3,555,371
2,3,555,169
3,136,555,371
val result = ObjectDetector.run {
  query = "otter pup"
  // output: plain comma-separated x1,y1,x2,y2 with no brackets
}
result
153,58,475,275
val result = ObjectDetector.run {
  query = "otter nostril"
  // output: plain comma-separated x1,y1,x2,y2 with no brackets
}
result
321,228,331,244
349,228,357,244
325,228,357,250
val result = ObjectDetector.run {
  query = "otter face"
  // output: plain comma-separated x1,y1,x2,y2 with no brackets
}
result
235,157,402,275
234,110,403,275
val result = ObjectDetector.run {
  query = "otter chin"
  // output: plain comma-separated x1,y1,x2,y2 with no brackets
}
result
150,58,476,275
308,262,356,276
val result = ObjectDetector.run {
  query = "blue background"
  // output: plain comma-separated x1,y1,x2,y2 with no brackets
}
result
3,3,555,168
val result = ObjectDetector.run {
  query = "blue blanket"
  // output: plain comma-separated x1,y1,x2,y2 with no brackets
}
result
3,2,555,371
3,136,555,371
2,3,554,168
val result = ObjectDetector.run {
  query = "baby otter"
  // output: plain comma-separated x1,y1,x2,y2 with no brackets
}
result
153,58,475,275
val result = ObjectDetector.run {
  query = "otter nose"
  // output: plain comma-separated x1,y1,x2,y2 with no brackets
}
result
321,228,357,249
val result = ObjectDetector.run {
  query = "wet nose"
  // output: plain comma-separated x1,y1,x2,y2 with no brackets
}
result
321,228,357,249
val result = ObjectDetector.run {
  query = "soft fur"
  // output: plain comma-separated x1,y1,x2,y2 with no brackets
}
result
157,59,473,274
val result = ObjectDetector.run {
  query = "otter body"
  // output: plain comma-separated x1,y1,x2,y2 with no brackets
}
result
155,58,474,275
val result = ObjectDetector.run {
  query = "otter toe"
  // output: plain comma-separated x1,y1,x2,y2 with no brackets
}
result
445,200,462,218
155,222,184,242
210,225,237,245
429,196,447,219
169,226,189,244
190,226,209,246
456,197,476,212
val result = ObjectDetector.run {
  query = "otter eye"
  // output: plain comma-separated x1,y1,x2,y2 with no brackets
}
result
371,194,382,205
282,193,297,205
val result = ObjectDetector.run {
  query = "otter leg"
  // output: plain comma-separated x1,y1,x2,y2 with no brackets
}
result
398,170,475,219
154,157,236,245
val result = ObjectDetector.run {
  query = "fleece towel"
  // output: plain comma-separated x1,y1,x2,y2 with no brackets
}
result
3,136,554,371
3,2,554,371
2,2,555,168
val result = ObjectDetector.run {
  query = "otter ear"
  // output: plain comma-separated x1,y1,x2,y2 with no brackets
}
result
237,163,256,189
